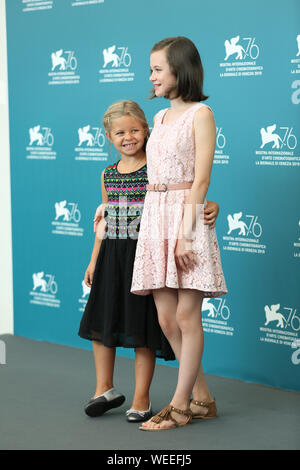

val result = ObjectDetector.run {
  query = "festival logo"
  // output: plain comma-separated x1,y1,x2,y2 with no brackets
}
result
26,125,56,160
222,211,266,255
78,280,91,313
264,304,286,329
214,126,230,165
219,35,263,78
99,45,135,83
48,49,80,85
74,124,108,161
29,271,61,308
259,303,300,364
51,201,84,237
290,34,300,75
255,124,300,167
202,298,234,337
22,0,54,12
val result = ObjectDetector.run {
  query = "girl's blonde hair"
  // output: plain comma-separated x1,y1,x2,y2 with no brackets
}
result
103,100,150,141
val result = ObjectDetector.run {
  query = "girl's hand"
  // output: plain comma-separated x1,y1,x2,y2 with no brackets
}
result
204,201,219,229
175,238,198,273
93,203,107,233
84,261,96,288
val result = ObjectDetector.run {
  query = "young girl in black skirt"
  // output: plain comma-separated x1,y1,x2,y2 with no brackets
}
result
78,100,219,422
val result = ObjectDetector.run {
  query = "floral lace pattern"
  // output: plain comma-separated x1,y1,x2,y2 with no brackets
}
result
131,103,227,297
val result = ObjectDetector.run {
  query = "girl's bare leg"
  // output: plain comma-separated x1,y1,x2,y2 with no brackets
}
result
92,340,116,397
152,287,181,358
130,347,156,410
172,289,213,411
171,289,204,406
152,288,213,403
141,288,213,429
191,363,214,409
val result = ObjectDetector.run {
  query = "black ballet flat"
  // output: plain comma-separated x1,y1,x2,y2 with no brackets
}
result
84,389,125,417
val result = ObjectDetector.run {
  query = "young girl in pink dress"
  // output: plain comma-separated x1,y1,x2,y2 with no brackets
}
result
131,37,227,431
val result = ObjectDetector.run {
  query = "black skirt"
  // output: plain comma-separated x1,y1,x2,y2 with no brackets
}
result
78,237,175,361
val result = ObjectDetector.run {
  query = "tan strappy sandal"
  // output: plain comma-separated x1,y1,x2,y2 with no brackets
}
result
190,399,217,419
139,404,193,431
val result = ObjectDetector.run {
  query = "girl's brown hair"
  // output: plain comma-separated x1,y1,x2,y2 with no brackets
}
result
150,36,208,102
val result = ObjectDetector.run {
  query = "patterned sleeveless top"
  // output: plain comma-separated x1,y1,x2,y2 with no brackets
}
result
103,161,148,239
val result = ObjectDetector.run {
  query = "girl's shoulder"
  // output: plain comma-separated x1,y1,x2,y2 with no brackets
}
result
105,162,117,171
102,163,117,182
193,103,213,117
193,104,214,126
153,108,169,126
103,162,117,175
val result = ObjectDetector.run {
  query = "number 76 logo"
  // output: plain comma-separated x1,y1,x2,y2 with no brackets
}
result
103,45,131,68
260,125,297,150
227,212,262,237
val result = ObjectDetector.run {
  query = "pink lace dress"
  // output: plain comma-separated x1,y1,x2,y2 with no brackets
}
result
131,103,227,297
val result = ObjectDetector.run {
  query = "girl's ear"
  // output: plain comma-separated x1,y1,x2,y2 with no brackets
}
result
105,130,112,143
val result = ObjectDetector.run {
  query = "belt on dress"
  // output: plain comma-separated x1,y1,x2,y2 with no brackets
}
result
146,182,193,192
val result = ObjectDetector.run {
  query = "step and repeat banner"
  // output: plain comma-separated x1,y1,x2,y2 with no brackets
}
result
6,0,300,391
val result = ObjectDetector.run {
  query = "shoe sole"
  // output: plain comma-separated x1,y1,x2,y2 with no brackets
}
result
192,414,217,419
85,395,125,417
126,413,153,423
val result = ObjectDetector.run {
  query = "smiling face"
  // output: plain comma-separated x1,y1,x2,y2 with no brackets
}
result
106,115,148,157
150,48,177,99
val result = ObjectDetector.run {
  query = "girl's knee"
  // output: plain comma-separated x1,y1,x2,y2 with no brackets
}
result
158,311,178,338
176,307,201,334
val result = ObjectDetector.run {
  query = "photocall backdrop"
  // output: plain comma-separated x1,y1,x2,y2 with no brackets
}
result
5,0,300,391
